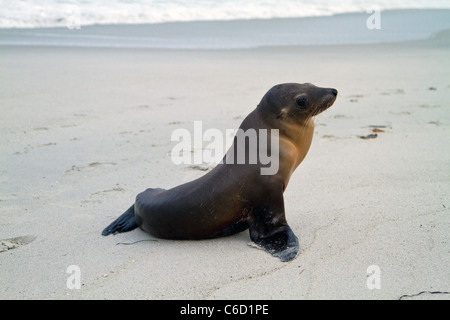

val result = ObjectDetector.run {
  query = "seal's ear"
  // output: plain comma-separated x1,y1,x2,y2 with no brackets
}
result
276,108,287,119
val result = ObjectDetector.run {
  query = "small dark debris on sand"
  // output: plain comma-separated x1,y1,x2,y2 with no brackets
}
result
359,134,378,140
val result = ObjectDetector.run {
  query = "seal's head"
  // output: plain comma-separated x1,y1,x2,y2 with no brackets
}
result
258,83,338,123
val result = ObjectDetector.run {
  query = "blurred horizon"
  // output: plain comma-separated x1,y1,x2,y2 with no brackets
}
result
1,0,450,29
1,9,450,49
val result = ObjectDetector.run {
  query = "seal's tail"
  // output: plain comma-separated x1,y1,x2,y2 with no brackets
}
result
102,205,137,236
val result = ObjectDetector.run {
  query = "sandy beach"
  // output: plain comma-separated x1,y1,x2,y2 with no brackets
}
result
1,14,449,299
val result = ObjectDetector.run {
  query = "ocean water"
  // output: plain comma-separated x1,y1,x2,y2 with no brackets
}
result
1,0,450,28
0,1,449,48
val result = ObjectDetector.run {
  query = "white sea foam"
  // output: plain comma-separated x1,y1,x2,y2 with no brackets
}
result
1,0,450,29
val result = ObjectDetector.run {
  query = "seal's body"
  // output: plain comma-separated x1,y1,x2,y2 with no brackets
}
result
102,83,337,262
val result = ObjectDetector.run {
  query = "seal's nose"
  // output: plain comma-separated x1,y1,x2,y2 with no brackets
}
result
330,88,338,96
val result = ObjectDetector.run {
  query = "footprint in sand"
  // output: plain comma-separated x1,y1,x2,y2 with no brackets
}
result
419,104,441,109
333,114,353,119
380,89,405,96
64,162,116,174
321,135,351,140
390,111,412,115
90,185,125,198
33,127,49,132
347,94,364,103
167,121,185,125
0,235,36,253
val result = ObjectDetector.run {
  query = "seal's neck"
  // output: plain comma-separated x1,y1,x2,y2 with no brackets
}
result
255,107,315,154
278,117,315,169
251,107,315,185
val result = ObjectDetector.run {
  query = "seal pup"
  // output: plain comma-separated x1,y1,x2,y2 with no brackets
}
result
102,83,338,262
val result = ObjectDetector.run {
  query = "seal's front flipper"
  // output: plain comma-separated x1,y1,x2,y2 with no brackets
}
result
247,181,299,262
102,205,137,236
250,224,299,262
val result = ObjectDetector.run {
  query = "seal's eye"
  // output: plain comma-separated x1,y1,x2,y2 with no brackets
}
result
296,96,308,108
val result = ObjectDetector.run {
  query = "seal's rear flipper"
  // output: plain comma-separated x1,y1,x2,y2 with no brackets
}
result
102,205,137,236
250,224,299,262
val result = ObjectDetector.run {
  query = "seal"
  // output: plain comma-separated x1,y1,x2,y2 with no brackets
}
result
102,83,337,262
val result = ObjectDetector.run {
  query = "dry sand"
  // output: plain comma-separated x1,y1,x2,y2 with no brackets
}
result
0,31,449,299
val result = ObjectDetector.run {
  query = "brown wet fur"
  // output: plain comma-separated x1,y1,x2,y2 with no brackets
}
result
104,83,338,262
